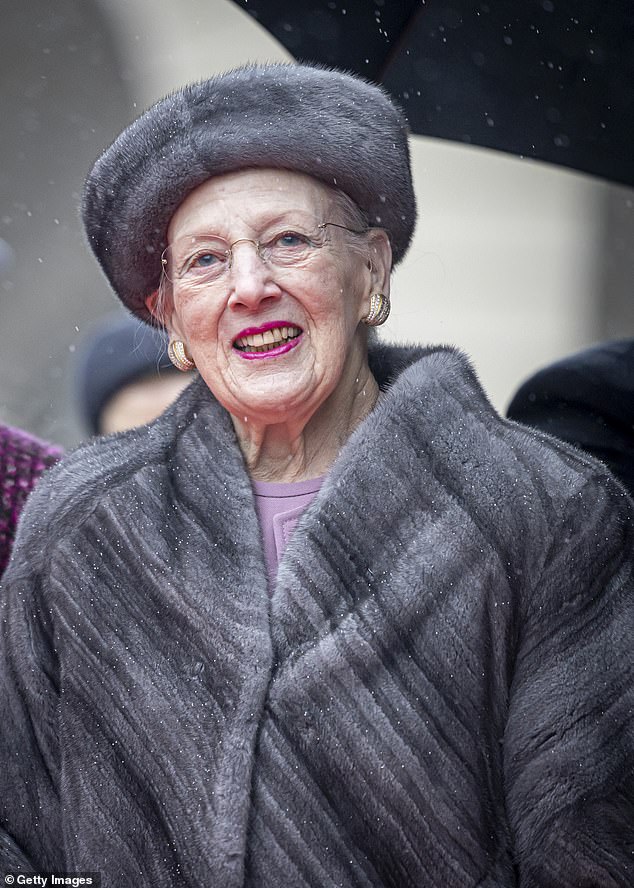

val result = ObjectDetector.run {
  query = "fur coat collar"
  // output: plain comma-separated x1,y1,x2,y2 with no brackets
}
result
1,343,633,887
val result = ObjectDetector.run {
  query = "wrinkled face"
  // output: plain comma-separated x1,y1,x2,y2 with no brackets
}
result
152,168,390,426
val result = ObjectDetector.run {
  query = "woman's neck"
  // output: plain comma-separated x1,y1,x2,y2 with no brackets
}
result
232,363,380,483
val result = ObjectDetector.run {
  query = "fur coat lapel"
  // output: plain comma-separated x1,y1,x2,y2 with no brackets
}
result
271,342,511,657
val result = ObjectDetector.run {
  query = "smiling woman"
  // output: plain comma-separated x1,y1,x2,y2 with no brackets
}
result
0,63,632,888
152,167,389,476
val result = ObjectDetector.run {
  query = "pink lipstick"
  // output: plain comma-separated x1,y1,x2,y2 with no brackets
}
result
233,321,303,360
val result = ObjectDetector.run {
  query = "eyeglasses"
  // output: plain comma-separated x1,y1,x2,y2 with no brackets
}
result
160,222,367,285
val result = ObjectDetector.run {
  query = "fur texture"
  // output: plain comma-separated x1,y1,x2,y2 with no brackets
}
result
1,344,633,887
81,63,416,321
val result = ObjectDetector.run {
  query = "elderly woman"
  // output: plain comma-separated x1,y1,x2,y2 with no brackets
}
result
0,64,632,888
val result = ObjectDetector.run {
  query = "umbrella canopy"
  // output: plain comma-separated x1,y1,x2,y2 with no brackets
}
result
231,0,634,187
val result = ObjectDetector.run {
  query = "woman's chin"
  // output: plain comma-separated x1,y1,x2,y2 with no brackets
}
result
230,393,315,426
222,375,328,427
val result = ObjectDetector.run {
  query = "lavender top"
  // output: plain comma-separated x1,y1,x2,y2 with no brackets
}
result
252,476,325,592
0,424,62,579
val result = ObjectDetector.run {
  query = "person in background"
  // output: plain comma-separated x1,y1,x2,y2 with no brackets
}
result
0,63,632,887
507,338,634,498
73,311,193,436
1,310,187,582
0,424,62,580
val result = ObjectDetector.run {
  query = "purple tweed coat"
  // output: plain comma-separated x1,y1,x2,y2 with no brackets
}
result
0,345,633,887
0,423,61,579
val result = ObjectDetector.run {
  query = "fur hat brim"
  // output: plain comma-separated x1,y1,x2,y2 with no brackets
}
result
82,63,417,322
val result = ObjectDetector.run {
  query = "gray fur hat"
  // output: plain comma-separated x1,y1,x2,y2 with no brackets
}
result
82,63,416,322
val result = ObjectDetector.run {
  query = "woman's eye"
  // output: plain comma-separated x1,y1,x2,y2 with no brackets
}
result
188,251,223,270
275,231,310,248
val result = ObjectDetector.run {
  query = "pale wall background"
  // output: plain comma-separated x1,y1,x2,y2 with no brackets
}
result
1,0,632,446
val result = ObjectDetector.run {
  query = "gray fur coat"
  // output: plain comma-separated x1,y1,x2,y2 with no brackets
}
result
1,344,633,887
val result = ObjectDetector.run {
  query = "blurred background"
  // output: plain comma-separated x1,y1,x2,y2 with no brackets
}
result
1,0,633,448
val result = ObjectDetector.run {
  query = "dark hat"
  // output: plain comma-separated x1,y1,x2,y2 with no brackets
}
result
73,312,176,435
82,63,416,322
507,338,634,497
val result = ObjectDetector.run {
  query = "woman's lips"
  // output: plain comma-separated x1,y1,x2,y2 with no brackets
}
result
233,322,303,360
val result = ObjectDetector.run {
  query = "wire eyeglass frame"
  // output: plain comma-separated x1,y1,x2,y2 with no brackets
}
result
160,221,368,285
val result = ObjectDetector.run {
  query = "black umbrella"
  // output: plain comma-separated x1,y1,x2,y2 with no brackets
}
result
231,0,634,187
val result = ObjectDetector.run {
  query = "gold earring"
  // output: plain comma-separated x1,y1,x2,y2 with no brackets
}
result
362,292,390,326
168,340,195,372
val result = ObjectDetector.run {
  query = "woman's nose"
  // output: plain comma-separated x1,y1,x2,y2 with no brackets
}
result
227,241,281,310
